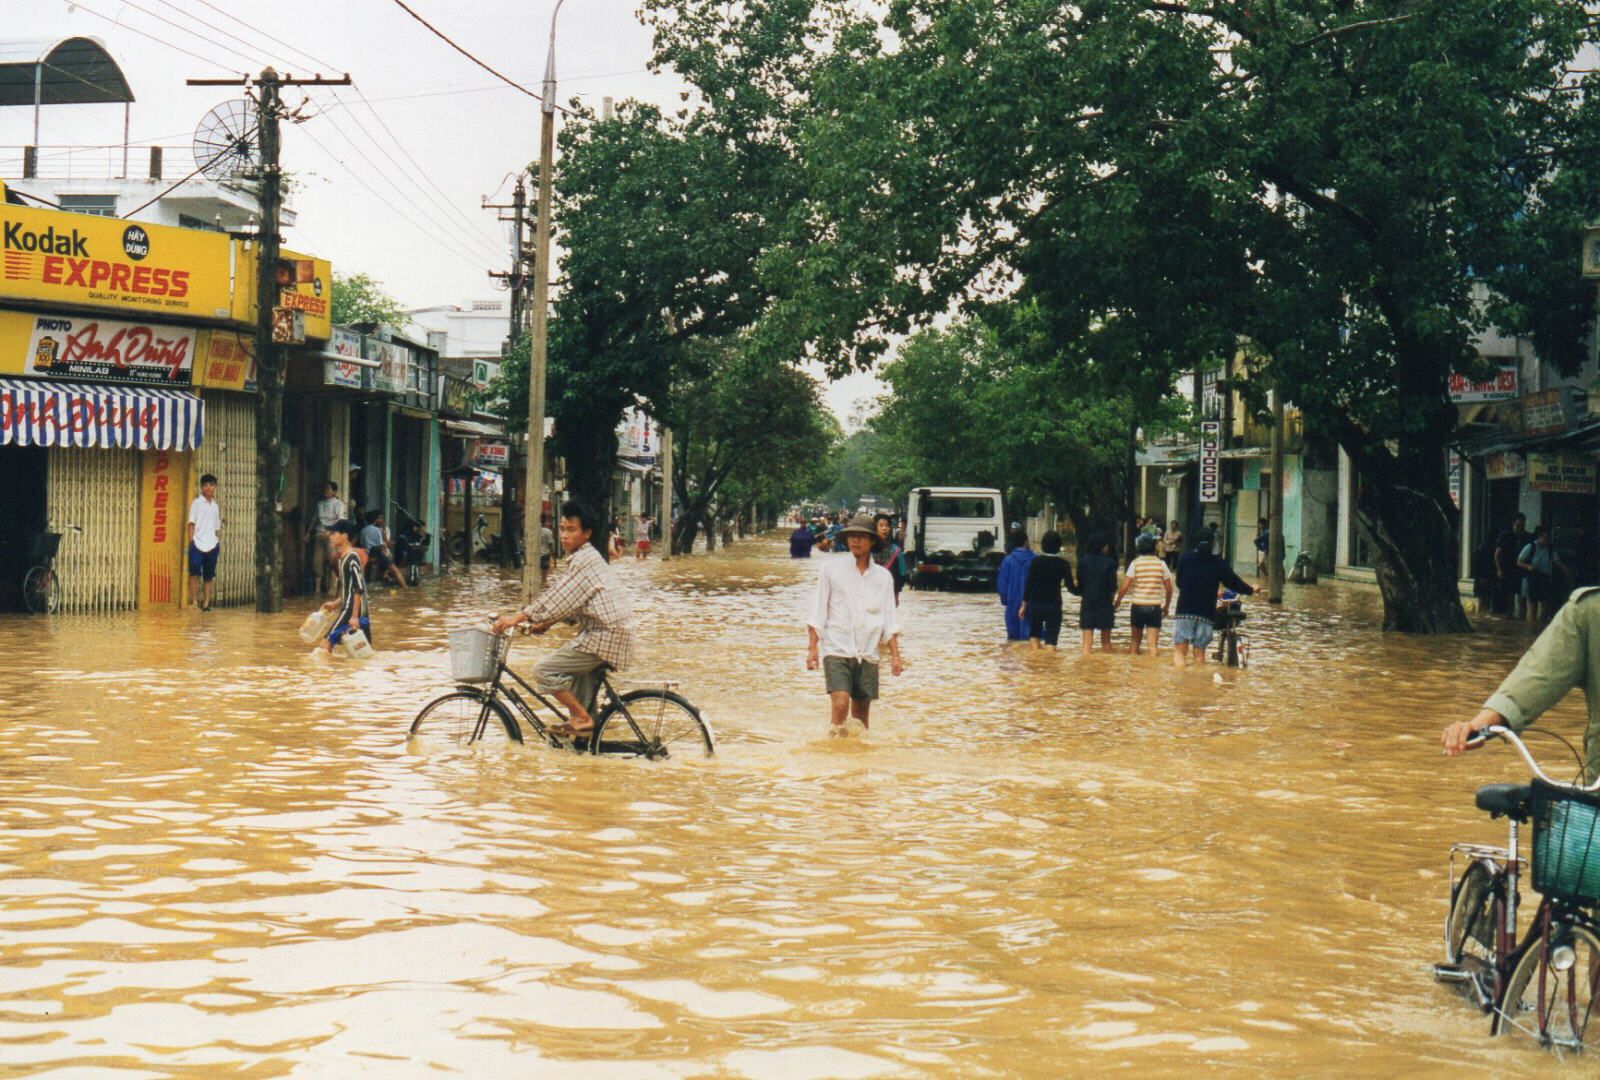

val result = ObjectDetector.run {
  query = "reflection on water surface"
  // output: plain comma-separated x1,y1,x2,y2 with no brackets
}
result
0,539,1586,1075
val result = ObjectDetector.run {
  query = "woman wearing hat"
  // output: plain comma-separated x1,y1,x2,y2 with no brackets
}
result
806,514,904,735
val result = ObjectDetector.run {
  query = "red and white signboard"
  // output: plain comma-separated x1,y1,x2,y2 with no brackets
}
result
24,313,195,386
1448,365,1518,403
472,439,510,469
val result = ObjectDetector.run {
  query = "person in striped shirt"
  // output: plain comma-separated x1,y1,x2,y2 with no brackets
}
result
1114,533,1173,656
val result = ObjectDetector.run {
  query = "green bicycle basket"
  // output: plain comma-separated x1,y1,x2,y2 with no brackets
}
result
1531,778,1600,907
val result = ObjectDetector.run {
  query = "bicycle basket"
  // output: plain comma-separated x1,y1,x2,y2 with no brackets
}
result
28,532,61,562
1530,778,1600,906
448,628,503,683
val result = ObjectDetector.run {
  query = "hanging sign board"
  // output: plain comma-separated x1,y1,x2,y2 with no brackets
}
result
324,327,363,389
1522,389,1574,437
1527,452,1597,494
1484,451,1526,480
2,310,196,386
1199,420,1222,503
472,439,510,469
1448,366,1518,403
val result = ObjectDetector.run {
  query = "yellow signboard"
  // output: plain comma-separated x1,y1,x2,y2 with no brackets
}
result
0,197,232,321
1527,452,1597,494
0,308,203,385
230,240,332,341
195,328,256,390
139,447,190,607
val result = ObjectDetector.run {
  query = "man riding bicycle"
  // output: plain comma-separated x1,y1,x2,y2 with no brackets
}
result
1444,586,1600,776
492,501,636,737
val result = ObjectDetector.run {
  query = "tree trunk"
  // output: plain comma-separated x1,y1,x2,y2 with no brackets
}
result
1349,444,1473,633
556,410,619,554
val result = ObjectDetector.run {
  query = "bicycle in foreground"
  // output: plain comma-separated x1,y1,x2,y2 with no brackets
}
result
1434,724,1600,1050
22,525,81,614
409,627,715,759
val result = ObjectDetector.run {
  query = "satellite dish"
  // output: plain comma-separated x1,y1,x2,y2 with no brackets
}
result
192,100,259,180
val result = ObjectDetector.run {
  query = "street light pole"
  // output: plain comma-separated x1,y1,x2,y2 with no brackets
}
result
521,0,565,601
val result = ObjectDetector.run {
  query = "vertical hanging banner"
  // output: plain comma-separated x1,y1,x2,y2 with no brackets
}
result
139,447,189,606
1199,420,1222,503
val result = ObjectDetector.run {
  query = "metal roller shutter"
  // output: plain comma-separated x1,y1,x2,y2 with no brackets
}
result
46,447,139,613
193,392,256,607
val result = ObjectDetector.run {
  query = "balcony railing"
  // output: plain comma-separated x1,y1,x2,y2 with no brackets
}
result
1,144,208,183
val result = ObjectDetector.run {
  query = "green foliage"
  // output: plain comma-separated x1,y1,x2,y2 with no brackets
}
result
330,271,406,328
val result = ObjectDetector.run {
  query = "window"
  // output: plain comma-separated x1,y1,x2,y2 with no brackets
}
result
177,213,223,232
58,195,116,217
925,497,995,518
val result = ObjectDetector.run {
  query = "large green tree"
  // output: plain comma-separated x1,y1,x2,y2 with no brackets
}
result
647,0,1600,632
330,271,406,327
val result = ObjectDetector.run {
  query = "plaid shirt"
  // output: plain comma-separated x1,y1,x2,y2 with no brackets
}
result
521,543,636,669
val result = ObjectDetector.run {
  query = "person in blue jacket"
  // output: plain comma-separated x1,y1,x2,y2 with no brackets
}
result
996,528,1036,642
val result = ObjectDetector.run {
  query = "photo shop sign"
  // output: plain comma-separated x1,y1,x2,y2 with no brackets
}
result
1199,420,1222,503
23,314,195,385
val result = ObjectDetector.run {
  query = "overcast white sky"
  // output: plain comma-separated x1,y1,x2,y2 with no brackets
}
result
3,0,882,423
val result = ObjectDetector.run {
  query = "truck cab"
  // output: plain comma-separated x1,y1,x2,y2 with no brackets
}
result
907,486,1006,590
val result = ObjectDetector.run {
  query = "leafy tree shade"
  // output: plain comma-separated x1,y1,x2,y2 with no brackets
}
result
665,342,839,553
648,0,1600,632
330,272,406,327
490,98,798,523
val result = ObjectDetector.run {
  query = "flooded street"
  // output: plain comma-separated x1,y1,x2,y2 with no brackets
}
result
0,537,1590,1077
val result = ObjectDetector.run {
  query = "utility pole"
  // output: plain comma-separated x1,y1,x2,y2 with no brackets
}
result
660,428,674,559
521,0,566,601
1268,385,1286,604
485,175,531,569
189,69,350,613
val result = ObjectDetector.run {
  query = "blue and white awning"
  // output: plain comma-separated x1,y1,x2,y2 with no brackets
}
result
0,378,203,450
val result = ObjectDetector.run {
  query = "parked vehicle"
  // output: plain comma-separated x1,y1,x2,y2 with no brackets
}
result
391,503,432,586
907,487,1005,591
449,513,523,568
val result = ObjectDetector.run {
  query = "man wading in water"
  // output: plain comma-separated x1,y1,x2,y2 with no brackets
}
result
806,514,904,736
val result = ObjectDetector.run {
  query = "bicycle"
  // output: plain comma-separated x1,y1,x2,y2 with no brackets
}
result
1212,592,1249,667
409,627,715,759
21,525,81,615
1434,724,1600,1049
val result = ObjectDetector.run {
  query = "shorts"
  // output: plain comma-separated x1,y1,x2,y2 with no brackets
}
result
327,615,371,648
823,655,879,700
188,542,219,581
534,642,607,710
1029,605,1062,646
1173,614,1214,649
1078,602,1114,631
1130,604,1163,632
369,547,396,573
637,539,651,553
1525,570,1553,603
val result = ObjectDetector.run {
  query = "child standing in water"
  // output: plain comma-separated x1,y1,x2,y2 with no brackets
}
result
1019,531,1073,651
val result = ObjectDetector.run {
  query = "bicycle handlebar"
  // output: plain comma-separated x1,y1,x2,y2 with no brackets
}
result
1466,724,1600,792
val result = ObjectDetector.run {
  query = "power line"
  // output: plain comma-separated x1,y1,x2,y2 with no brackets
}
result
189,0,341,73
384,0,551,107
120,124,261,218
79,0,265,70
61,0,246,71
145,0,298,71
307,103,508,267
295,121,500,274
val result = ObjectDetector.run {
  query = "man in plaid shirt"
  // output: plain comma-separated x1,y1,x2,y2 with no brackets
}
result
493,501,636,735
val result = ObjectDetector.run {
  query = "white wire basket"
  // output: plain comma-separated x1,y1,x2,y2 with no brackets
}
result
448,628,503,683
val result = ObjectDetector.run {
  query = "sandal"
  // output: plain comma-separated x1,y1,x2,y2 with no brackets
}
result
548,720,594,738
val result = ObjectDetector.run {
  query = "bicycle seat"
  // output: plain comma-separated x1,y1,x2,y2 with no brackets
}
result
1476,783,1532,821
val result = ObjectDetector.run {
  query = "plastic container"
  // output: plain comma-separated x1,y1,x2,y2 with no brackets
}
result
448,628,502,682
298,608,332,644
338,628,375,660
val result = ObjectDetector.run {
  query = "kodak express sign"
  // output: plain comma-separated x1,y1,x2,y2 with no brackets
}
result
0,200,232,321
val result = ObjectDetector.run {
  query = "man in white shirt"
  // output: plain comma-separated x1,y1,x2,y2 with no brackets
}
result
186,473,222,611
309,481,346,595
806,514,904,736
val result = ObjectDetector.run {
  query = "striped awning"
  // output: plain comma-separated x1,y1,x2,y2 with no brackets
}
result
0,378,203,450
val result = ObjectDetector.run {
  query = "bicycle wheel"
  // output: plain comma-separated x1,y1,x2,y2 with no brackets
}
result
22,566,58,615
1495,923,1600,1046
591,689,714,759
409,690,522,744
1446,861,1498,968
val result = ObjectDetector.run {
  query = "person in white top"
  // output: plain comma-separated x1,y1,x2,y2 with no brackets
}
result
186,473,222,611
309,480,346,596
806,514,904,736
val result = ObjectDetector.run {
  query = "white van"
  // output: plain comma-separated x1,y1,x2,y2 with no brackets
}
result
906,486,1006,590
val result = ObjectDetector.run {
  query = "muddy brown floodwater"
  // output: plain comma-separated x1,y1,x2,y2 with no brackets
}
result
0,537,1593,1077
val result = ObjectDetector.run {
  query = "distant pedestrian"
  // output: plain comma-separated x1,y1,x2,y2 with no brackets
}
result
1173,530,1254,669
1077,532,1119,653
187,473,222,612
790,520,815,558
872,514,907,601
1495,512,1529,617
1518,525,1567,626
318,519,370,654
309,480,345,596
1161,519,1183,570
1115,533,1173,656
1019,531,1073,650
805,514,903,736
1254,518,1270,576
539,513,555,575
996,528,1036,641
360,510,407,588
636,514,653,559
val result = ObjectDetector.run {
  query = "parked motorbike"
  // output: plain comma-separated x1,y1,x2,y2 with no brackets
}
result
391,504,431,586
449,514,523,568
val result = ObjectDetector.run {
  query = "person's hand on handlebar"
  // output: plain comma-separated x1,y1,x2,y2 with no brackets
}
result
491,611,526,635
1443,708,1504,756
